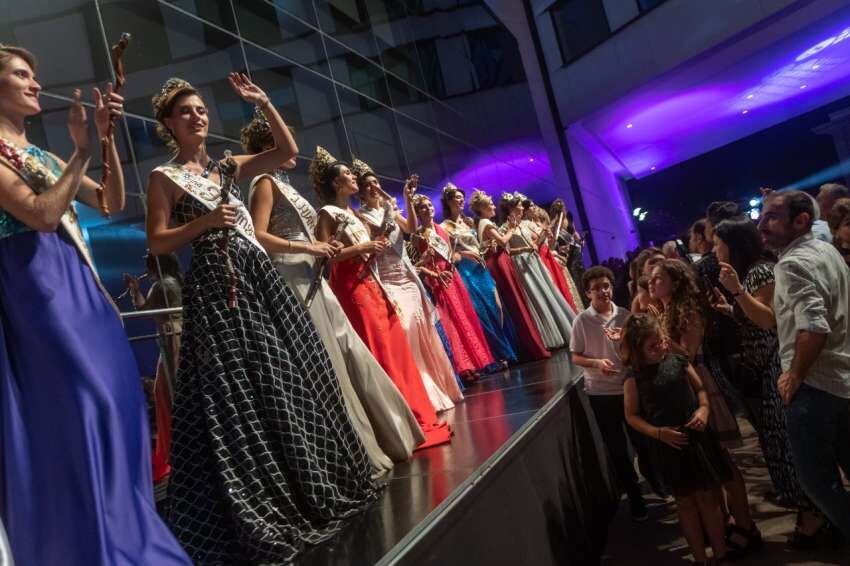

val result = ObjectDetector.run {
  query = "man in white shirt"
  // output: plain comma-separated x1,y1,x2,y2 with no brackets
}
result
571,266,652,521
758,190,850,543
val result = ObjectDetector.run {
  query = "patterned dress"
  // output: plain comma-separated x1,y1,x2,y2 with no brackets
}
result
163,166,379,565
736,262,809,507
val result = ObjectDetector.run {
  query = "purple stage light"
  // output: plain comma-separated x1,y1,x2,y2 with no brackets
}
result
575,6,850,179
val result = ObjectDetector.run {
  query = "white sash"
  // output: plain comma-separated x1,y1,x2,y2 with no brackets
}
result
155,162,266,255
421,226,452,262
251,173,317,244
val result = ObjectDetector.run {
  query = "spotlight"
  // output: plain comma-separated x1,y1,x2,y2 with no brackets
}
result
742,109,749,115
626,123,634,129
800,84,808,89
749,198,759,207
746,94,754,100
813,64,821,70
650,166,656,171
633,207,643,217
638,211,649,222
749,208,760,220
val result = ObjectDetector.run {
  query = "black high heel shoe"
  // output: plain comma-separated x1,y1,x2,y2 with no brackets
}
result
725,522,762,558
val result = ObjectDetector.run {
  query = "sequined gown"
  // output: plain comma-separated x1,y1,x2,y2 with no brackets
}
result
253,173,424,469
322,205,452,448
441,218,518,364
0,143,191,566
162,165,378,565
414,224,495,374
478,218,550,361
506,221,575,349
525,221,578,311
360,204,462,411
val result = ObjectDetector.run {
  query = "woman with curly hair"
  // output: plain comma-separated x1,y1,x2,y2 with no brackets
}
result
649,259,761,557
145,75,380,564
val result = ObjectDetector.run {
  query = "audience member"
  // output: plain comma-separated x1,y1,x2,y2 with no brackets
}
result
758,190,850,545
816,182,850,232
571,267,654,520
688,219,711,263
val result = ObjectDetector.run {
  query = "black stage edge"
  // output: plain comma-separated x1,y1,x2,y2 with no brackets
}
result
298,351,618,566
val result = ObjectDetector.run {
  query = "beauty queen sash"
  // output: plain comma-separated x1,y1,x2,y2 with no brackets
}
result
419,225,453,263
359,204,438,323
251,172,317,244
155,162,266,255
320,204,400,314
0,138,117,309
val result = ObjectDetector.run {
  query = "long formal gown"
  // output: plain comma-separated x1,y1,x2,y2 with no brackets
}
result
360,203,462,411
441,218,518,364
0,142,191,566
155,162,379,565
505,221,575,349
414,224,495,374
525,221,578,311
321,205,451,448
478,218,550,361
252,172,425,470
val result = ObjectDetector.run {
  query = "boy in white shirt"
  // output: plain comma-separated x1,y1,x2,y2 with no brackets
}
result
571,266,651,520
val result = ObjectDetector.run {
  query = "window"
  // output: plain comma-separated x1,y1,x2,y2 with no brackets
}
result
550,0,611,63
466,26,526,89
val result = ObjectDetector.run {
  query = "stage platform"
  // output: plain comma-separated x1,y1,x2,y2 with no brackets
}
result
298,350,618,566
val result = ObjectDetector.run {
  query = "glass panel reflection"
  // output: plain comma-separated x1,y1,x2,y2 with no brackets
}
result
336,86,405,179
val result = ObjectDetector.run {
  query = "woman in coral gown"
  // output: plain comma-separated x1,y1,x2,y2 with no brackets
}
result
353,158,462,411
440,183,518,366
412,194,495,381
469,190,550,362
310,146,451,448
244,116,424,474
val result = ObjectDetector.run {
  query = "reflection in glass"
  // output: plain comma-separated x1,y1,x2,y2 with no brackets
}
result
99,0,250,139
244,43,349,159
336,87,405,179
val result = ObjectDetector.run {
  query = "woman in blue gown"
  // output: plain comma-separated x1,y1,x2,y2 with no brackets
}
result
0,45,191,565
439,183,518,366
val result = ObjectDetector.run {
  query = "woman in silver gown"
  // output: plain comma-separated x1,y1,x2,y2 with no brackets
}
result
243,116,424,473
499,192,575,349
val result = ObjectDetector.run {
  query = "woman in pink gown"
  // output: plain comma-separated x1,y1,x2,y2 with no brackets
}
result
411,195,495,382
353,159,462,410
523,201,578,311
469,190,550,362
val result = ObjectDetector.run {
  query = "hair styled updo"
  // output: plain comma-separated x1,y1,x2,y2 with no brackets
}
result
0,44,37,72
151,78,201,153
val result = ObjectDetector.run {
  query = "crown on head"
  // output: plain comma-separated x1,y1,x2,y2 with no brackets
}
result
411,194,431,209
442,182,461,197
308,145,341,192
513,191,531,205
152,77,195,119
469,188,491,213
240,107,271,153
351,157,374,181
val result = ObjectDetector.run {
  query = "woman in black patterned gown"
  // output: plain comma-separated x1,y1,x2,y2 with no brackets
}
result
145,74,379,565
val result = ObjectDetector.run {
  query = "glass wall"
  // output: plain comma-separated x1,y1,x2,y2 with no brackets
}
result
1,0,556,369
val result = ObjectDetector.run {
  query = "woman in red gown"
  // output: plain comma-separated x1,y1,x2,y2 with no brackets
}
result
411,195,495,382
469,190,550,362
310,147,450,448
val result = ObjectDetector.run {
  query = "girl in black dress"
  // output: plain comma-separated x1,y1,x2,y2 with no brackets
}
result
620,314,734,565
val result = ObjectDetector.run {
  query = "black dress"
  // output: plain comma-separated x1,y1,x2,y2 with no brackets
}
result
166,180,379,565
633,354,733,496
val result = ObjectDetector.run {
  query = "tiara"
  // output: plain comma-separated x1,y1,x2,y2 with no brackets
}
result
411,194,431,208
308,145,340,192
351,157,374,180
499,192,518,203
240,107,271,153
152,78,195,119
469,188,491,206
441,182,461,197
513,191,531,204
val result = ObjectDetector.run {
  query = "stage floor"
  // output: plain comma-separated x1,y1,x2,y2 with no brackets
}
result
298,350,581,566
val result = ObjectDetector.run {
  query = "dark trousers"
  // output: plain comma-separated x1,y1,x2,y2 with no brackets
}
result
589,394,650,502
786,383,850,539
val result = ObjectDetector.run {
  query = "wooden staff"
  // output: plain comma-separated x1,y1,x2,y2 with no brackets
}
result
218,150,238,309
305,212,346,308
96,32,131,217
